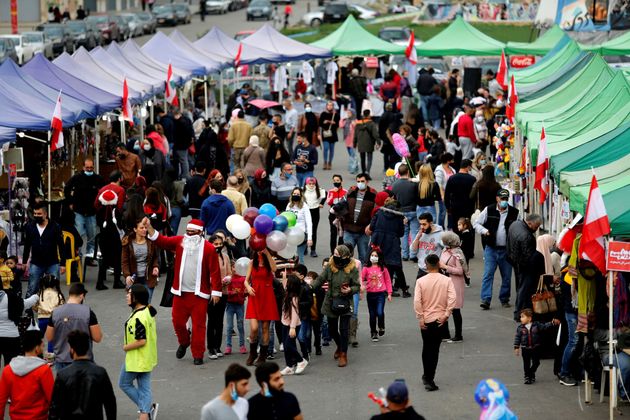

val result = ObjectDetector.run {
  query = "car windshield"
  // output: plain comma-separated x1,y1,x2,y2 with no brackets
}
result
66,22,86,32
154,5,173,13
88,16,108,24
173,4,187,11
380,29,407,41
250,0,268,6
44,27,64,37
121,15,134,22
23,33,43,44
137,13,151,21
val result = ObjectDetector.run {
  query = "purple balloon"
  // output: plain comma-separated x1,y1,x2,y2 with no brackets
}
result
253,214,274,235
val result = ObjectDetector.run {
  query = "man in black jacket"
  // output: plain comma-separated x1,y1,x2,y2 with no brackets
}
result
49,330,116,420
416,67,438,122
64,158,105,263
443,159,476,232
172,108,195,180
186,161,209,219
23,202,65,297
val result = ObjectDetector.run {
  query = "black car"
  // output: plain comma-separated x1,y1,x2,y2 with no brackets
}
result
65,20,98,50
154,4,178,26
36,23,74,55
136,11,157,34
247,0,273,20
0,38,18,63
323,2,349,23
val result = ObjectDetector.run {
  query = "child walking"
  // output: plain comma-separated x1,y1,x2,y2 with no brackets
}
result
225,270,247,355
280,275,308,376
305,271,325,355
457,218,474,286
439,232,469,342
361,248,392,342
513,308,559,384
36,274,66,354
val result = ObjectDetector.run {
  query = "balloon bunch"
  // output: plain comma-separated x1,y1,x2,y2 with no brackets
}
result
225,203,305,260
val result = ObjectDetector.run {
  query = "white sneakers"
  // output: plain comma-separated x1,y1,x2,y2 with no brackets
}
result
281,359,309,376
280,366,296,376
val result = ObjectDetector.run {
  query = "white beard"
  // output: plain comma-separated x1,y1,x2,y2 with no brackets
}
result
183,234,203,255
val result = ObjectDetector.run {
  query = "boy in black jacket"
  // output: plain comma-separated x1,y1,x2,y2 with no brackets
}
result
294,264,314,361
514,308,559,384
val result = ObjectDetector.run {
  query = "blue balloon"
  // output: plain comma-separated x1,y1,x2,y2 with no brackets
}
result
272,215,289,232
253,214,274,235
259,203,277,219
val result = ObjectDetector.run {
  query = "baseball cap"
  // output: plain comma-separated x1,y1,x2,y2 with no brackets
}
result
386,381,409,404
497,189,510,199
69,283,88,296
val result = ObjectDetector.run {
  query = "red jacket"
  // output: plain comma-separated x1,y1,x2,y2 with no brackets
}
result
0,357,54,420
150,233,222,299
457,114,477,143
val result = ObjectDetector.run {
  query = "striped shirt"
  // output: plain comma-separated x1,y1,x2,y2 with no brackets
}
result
353,191,365,223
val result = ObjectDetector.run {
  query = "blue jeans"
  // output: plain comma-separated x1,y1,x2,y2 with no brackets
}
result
417,205,437,223
437,200,446,229
174,149,189,180
323,141,335,163
119,365,152,414
296,171,313,187
366,291,386,333
479,246,512,304
343,231,369,264
352,293,360,320
347,147,358,174
27,264,60,297
298,318,311,353
402,211,420,259
560,312,578,377
432,119,441,130
225,303,245,348
418,151,428,164
38,318,53,353
297,241,307,265
74,213,96,256
419,95,429,121
614,352,630,399
170,206,182,235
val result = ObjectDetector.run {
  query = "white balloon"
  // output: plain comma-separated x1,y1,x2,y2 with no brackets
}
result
266,231,288,252
286,227,305,246
234,257,251,276
232,220,251,240
226,214,244,233
278,245,297,259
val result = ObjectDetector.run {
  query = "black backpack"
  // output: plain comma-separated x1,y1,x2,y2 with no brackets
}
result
298,283,314,321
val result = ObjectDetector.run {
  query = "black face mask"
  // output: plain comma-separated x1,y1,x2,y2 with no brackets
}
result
291,195,301,202
333,182,342,188
333,256,349,267
34,216,45,225
215,245,223,253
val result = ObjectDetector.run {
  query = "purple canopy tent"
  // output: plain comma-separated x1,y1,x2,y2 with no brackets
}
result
194,26,281,65
242,24,332,61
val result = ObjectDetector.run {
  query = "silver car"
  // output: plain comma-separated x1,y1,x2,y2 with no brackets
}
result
119,13,144,38
22,31,54,59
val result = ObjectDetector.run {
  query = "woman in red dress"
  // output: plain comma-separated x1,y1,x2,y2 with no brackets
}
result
244,249,278,366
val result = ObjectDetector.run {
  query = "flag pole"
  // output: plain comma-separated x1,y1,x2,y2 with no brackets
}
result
47,131,51,215
204,76,209,118
607,238,616,419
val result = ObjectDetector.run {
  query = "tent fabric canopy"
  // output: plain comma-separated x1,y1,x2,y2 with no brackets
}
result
142,32,210,76
416,16,505,56
583,31,630,56
121,40,189,83
106,42,173,90
506,25,568,55
168,30,229,68
194,27,281,65
90,46,164,94
0,127,15,144
243,24,332,61
311,15,405,56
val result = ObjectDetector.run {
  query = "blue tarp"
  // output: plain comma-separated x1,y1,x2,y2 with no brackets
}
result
0,59,91,123
142,32,214,76
121,40,189,83
23,53,120,116
194,27,282,65
243,24,331,61
90,46,164,94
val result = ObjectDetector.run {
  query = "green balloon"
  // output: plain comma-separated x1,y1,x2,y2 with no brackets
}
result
281,211,297,228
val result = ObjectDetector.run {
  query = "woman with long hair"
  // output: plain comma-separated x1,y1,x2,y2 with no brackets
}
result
139,137,166,186
326,174,347,254
417,164,441,222
280,275,309,375
143,186,169,233
303,177,326,258
285,187,313,265
311,245,360,367
399,124,418,171
122,219,159,302
206,234,231,359
298,101,320,147
244,249,278,366
470,164,501,211
319,101,340,170
233,168,251,205
266,136,291,180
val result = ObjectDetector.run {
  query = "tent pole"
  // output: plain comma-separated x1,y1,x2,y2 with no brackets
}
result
47,132,51,215
150,97,155,125
140,107,145,143
95,126,100,175
609,266,616,419
220,71,224,116
70,128,76,177
120,116,126,144
204,76,209,118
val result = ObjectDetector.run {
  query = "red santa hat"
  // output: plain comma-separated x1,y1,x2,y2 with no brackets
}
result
187,219,204,232
98,190,118,206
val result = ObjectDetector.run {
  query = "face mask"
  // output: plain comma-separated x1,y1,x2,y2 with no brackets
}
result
230,384,239,401
215,245,223,253
84,171,94,176
499,200,508,209
143,144,151,151
370,255,379,263
424,225,432,234
284,172,291,178
291,195,301,202
237,177,244,184
305,107,312,113
479,160,486,166
333,182,342,188
306,185,315,191
133,144,140,152
34,216,45,225
357,182,366,190
333,256,349,267
476,116,484,123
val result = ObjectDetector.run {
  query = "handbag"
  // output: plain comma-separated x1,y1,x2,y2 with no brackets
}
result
322,112,335,139
531,275,558,314
470,191,481,225
331,295,351,315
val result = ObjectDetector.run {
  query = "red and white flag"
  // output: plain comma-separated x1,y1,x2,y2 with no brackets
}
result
234,43,243,69
579,174,610,274
405,32,417,66
50,92,64,152
165,63,179,107
534,126,549,204
506,75,518,123
496,50,508,91
121,78,134,127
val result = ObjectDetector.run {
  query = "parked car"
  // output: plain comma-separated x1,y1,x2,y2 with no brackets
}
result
136,11,157,34
0,34,35,64
64,20,98,50
302,7,324,26
234,30,255,41
205,0,231,14
418,58,450,82
323,2,350,23
85,14,121,45
22,31,54,59
173,3,193,23
230,0,248,11
348,3,379,19
378,27,410,44
247,0,273,20
36,23,74,56
118,13,144,38
0,38,18,63
110,15,129,40
154,4,178,26
271,0,294,4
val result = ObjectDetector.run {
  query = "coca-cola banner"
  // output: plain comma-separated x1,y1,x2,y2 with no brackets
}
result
510,56,536,68
607,241,630,272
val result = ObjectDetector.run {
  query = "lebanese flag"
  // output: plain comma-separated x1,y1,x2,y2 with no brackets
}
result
234,43,243,68
50,92,63,152
405,32,417,66
165,63,179,107
578,175,610,274
506,75,518,123
121,78,134,127
496,50,508,91
534,127,549,204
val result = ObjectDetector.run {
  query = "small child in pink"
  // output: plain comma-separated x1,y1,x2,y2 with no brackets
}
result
361,247,393,342
225,273,247,355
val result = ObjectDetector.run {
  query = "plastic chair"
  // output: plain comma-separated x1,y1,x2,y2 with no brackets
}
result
62,231,83,285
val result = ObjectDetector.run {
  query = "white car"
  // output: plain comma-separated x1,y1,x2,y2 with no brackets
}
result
302,3,377,26
0,34,35,64
206,0,231,14
21,31,54,59
349,4,379,20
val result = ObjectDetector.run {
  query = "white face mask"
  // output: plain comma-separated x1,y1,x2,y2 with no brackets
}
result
370,255,379,263
357,182,366,190
143,144,151,151
306,185,315,191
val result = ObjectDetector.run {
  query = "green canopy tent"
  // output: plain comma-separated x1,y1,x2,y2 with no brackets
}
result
506,25,568,56
416,16,505,56
511,39,582,83
582,31,630,56
310,15,405,56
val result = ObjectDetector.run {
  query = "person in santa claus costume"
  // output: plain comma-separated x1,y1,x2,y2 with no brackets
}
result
143,217,222,365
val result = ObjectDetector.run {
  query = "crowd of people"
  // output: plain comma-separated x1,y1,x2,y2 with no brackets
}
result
0,61,621,419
